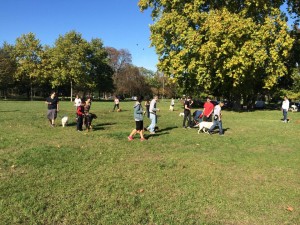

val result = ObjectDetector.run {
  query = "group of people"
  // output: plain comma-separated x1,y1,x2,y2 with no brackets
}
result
45,91,292,139
74,95,92,131
182,96,224,135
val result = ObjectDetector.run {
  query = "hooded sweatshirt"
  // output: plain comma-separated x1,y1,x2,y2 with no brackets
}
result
133,102,143,121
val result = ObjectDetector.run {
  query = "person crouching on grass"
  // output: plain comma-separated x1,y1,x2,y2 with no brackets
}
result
128,96,146,141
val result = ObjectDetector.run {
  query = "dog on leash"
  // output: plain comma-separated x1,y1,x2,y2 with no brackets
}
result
198,121,213,134
61,116,69,127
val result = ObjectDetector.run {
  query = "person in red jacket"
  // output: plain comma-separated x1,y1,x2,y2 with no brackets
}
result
76,102,84,131
202,96,214,122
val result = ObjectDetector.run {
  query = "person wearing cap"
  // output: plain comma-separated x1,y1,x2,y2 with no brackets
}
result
208,101,224,135
182,96,193,129
202,96,214,122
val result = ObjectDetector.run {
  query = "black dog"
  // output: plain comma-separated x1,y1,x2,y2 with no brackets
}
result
84,113,97,131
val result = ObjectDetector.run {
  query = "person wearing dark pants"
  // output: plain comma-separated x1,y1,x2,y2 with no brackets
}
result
76,103,84,131
208,101,224,135
182,96,193,129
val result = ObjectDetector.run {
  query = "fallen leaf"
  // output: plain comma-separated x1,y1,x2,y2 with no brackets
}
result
286,206,293,212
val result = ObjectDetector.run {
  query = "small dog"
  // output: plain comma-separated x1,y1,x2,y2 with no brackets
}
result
179,112,184,117
198,121,213,134
117,108,122,112
61,116,69,127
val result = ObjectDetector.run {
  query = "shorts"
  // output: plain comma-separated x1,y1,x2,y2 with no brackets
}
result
135,120,143,131
47,109,57,120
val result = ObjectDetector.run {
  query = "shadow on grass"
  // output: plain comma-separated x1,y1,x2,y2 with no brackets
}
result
157,126,178,132
92,122,116,131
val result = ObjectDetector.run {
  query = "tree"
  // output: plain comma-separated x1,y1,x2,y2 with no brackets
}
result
139,0,295,106
0,43,16,99
50,31,92,101
106,47,133,95
14,32,43,100
88,38,114,98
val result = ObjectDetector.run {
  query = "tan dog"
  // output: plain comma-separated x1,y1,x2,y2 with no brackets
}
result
198,121,213,134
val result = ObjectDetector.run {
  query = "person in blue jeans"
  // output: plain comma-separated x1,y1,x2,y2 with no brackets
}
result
147,95,160,134
208,101,224,135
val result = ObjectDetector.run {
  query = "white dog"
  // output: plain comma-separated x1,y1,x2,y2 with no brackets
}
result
61,116,69,127
198,121,213,134
179,112,184,117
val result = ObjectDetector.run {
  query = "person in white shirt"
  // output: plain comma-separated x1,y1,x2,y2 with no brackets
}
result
113,97,120,111
74,95,82,107
281,96,290,123
208,101,224,135
146,95,160,134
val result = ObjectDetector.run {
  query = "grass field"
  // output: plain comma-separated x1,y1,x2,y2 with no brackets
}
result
0,100,299,224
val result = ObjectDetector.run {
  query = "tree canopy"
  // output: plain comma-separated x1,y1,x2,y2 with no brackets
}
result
139,0,298,102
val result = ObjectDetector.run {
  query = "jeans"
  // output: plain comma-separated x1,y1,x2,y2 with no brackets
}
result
148,113,157,132
208,120,223,134
283,109,288,121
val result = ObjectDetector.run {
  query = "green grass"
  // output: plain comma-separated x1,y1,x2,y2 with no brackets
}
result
0,100,299,224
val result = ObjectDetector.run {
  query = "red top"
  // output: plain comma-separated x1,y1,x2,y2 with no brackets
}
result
77,106,84,116
203,102,214,117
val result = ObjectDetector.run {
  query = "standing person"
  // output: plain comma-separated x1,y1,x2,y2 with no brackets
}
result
76,102,84,131
144,98,150,118
202,96,214,122
128,96,146,141
282,96,290,123
208,101,224,135
182,96,193,129
84,98,92,131
170,98,175,111
45,91,59,127
112,96,120,112
147,95,160,134
74,94,81,107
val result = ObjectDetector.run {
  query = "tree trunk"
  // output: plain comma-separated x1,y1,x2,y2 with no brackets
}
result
70,80,73,102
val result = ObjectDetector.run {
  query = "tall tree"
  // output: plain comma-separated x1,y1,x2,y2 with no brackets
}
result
50,31,92,101
106,47,133,95
88,39,114,97
139,0,295,105
0,43,16,99
14,32,43,100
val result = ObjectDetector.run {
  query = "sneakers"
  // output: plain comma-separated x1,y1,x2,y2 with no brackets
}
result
128,136,134,141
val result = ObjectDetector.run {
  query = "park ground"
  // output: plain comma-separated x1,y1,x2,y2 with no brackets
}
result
0,100,299,224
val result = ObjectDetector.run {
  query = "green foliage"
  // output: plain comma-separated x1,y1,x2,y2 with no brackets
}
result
139,0,295,101
0,101,300,224
49,31,92,89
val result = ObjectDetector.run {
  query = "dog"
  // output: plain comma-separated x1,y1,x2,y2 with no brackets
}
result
85,113,97,131
61,116,69,127
179,112,184,117
117,108,122,112
198,121,213,134
169,105,174,111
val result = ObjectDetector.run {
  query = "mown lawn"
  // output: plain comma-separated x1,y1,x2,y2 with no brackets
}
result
0,100,299,224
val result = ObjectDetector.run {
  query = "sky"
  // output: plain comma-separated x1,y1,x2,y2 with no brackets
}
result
0,0,158,71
